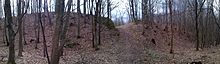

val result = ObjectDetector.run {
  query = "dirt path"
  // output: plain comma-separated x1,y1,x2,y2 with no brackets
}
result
116,24,148,64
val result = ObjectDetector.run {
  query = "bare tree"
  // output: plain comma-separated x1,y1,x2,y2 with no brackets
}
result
50,0,65,63
84,0,87,14
4,0,16,63
17,0,23,57
91,0,95,48
44,0,53,26
97,0,102,45
169,0,174,54
129,0,136,22
35,0,51,63
17,0,29,57
77,0,81,38
60,0,72,56
107,0,111,19
34,0,40,49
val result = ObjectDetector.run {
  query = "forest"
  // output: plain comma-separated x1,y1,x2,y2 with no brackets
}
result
0,0,220,64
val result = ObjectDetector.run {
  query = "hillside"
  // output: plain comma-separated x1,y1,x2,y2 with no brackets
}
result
0,13,220,64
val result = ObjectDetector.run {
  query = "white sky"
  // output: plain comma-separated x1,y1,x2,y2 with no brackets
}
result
0,0,219,20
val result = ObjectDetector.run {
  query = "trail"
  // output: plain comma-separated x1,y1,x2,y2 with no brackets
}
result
116,24,148,64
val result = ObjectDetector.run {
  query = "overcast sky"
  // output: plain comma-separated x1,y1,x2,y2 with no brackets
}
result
0,0,220,21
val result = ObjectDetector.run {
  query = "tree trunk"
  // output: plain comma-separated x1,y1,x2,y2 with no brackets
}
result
4,17,9,46
130,0,135,22
195,0,200,51
107,0,110,19
77,0,81,38
4,0,16,63
23,16,27,45
60,0,72,56
50,0,64,64
91,0,95,48
97,0,102,45
34,0,40,49
84,0,87,14
169,0,174,54
40,11,50,64
18,0,23,57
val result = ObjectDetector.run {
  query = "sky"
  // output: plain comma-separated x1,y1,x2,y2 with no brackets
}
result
0,0,131,21
0,0,220,21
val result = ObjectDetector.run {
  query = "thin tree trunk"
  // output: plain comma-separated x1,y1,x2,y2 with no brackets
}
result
91,0,95,48
97,0,102,45
40,12,50,64
195,0,200,51
130,0,135,22
23,16,27,45
60,0,72,56
107,0,110,19
18,0,23,57
84,0,87,14
40,0,50,63
44,0,52,26
169,0,174,54
77,0,81,38
4,17,9,46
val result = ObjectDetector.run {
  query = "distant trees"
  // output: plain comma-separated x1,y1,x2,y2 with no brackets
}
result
142,0,149,35
141,0,157,34
142,0,155,24
44,0,52,26
33,0,40,49
203,0,217,48
218,0,220,25
0,0,2,17
129,0,138,22
4,0,16,64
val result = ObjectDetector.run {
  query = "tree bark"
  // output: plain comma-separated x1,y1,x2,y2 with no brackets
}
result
84,0,87,14
50,0,64,64
77,0,81,38
169,0,174,54
107,0,110,19
97,0,102,45
4,0,16,63
18,0,23,57
195,0,200,51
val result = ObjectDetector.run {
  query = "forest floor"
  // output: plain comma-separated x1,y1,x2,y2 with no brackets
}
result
1,17,220,64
